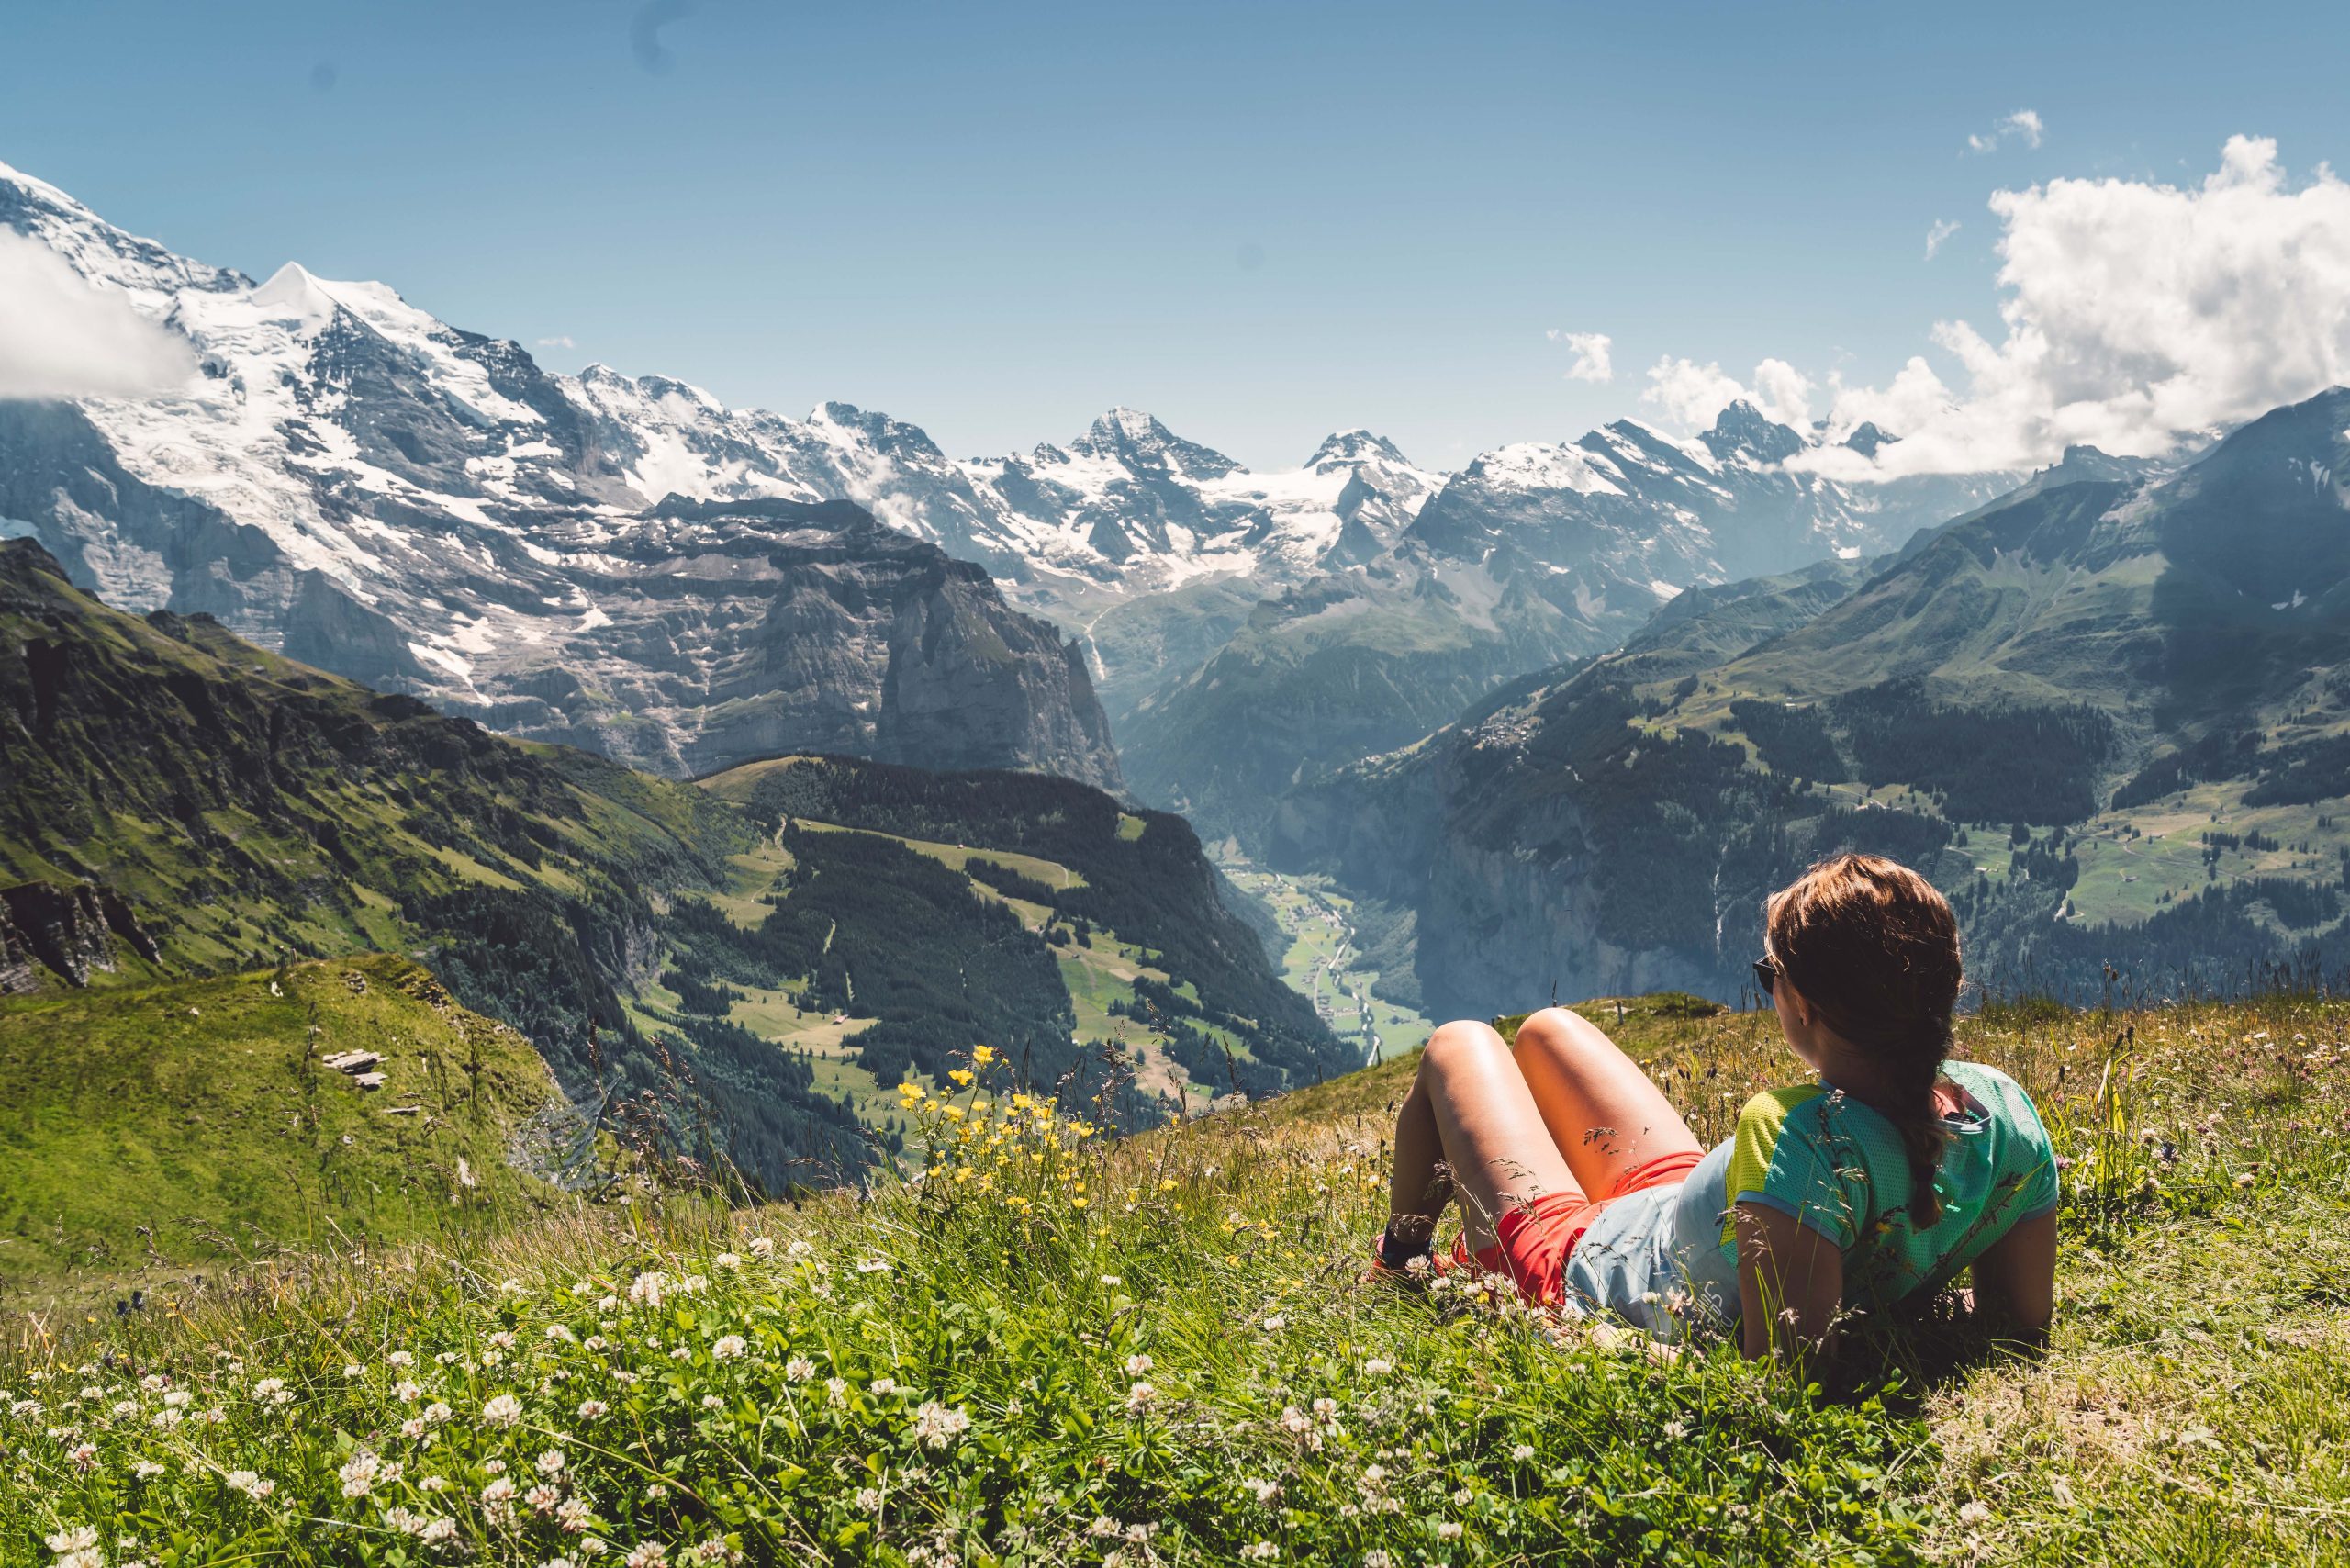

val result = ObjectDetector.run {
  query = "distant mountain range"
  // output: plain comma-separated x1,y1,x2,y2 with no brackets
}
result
4,158,2023,813
1270,391,2350,1013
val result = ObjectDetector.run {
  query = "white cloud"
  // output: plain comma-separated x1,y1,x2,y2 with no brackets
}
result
1966,109,2044,155
536,334,576,349
0,230,196,400
1639,355,1811,433
1798,136,2350,479
1924,218,1961,259
1641,356,1751,428
1547,329,1613,383
1750,358,1814,427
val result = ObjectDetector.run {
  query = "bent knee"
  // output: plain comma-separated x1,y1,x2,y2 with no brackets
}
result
1512,1005,1591,1051
1422,1018,1507,1074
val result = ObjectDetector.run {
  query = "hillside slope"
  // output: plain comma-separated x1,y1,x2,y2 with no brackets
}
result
1,545,1342,1185
4,988,2341,1564
1276,391,2350,1013
0,954,567,1289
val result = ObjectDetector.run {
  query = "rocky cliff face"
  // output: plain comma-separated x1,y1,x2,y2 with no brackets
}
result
0,880,159,992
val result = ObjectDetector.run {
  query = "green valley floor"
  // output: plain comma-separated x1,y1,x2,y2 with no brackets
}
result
2,991,2344,1566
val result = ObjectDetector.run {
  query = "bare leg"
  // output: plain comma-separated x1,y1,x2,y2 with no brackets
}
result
1510,1007,1702,1197
1388,1019,1582,1256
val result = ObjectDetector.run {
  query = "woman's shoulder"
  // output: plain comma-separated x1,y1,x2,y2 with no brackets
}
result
1944,1060,2055,1136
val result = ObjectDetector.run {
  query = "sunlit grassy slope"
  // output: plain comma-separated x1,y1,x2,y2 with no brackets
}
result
2,991,2344,1566
0,956,570,1294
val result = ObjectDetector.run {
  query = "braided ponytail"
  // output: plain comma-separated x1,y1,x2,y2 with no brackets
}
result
1764,854,1964,1228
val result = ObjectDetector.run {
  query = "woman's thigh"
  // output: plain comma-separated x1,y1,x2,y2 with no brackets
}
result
1417,1019,1583,1253
1510,1006,1703,1197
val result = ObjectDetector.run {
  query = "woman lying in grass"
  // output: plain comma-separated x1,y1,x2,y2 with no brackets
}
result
1374,853,2058,1359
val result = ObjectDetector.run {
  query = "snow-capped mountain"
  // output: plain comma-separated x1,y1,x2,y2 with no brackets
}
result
0,156,2027,805
0,162,1123,784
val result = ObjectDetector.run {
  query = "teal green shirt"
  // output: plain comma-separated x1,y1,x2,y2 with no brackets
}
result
1564,1060,2059,1340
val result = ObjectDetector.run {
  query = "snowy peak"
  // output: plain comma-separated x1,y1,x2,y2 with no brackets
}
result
1066,407,1242,480
1307,430,1410,470
1701,400,1806,465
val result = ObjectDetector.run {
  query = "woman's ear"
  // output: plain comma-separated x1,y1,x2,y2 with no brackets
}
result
1777,974,1814,1030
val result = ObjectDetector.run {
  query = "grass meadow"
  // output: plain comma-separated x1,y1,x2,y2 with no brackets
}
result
2,991,2344,1566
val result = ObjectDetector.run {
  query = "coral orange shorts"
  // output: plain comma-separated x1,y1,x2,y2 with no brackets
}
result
1452,1149,1705,1302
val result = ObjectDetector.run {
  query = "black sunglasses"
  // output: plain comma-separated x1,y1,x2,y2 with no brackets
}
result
1751,956,1779,996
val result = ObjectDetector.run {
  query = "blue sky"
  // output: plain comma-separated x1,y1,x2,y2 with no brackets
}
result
5,0,2346,470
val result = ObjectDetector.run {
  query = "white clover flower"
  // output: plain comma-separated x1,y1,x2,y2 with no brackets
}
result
1260,1316,1285,1333
713,1252,743,1271
339,1449,382,1498
133,1461,165,1480
1239,1544,1277,1562
225,1470,274,1500
824,1377,847,1406
747,1237,776,1258
1361,1358,1393,1377
399,1417,428,1440
786,1240,812,1260
1512,1442,1536,1462
626,1540,670,1566
343,1362,367,1378
1124,1353,1153,1375
910,1400,970,1450
856,1488,882,1512
628,1272,667,1309
1311,1397,1337,1417
700,1394,723,1410
537,1449,568,1476
784,1357,815,1383
1125,1382,1157,1413
547,1324,577,1344
1278,1406,1312,1435
1365,1552,1393,1568
483,1476,518,1503
870,1378,898,1396
1438,1521,1465,1540
482,1394,524,1427
1100,1274,1123,1287
558,1497,595,1532
421,1518,458,1545
577,1399,610,1419
1245,1477,1280,1504
386,1350,415,1368
855,1257,891,1275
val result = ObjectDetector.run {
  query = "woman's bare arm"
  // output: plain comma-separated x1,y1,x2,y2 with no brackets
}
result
1735,1201,1844,1361
1968,1208,2056,1338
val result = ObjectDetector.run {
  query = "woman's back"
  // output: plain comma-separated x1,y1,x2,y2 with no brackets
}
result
1566,1060,2059,1339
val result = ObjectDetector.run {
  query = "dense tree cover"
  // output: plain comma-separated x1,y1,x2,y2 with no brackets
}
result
1830,679,2116,825
1729,698,1847,782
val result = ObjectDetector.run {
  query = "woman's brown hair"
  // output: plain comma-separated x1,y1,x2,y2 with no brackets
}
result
1764,853,1964,1225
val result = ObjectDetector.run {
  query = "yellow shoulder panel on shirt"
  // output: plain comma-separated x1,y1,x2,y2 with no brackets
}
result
1721,1083,1827,1249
